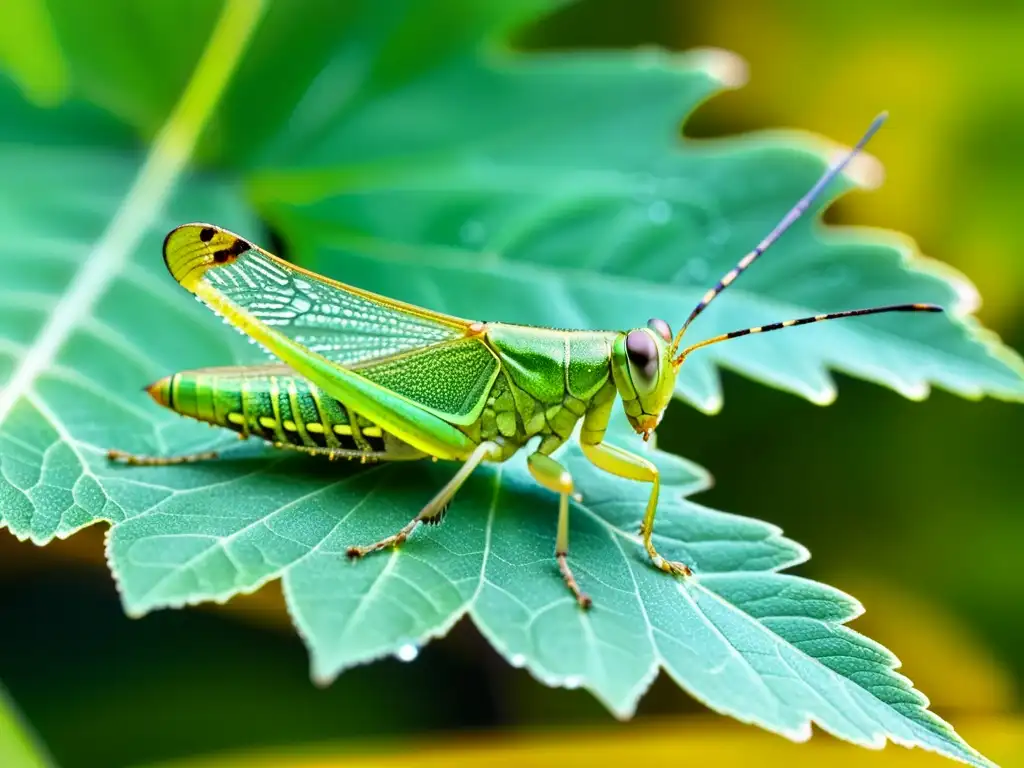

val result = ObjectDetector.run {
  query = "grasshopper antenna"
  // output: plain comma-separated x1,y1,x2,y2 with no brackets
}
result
669,111,889,358
674,303,942,366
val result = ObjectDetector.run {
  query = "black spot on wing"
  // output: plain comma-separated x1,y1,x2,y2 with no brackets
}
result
213,237,252,264
199,227,215,242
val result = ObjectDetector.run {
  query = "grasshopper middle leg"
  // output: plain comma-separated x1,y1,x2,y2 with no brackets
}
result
346,440,501,559
527,452,591,609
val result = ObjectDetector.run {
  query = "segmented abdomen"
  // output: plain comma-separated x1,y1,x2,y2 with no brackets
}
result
147,367,420,458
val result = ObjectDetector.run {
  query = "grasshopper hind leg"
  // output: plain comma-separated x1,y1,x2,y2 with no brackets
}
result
107,448,220,466
346,440,500,559
420,500,450,526
106,442,400,467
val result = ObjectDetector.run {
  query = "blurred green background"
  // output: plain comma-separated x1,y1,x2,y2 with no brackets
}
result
1,1,1022,766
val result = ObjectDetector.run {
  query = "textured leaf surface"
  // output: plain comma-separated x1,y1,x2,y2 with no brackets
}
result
105,423,992,766
0,74,261,544
243,11,1024,411
0,2,1018,766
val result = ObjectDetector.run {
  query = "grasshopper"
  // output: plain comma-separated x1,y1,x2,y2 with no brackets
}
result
109,113,940,608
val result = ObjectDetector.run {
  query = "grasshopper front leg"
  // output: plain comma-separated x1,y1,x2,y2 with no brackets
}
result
581,438,692,577
579,400,692,579
580,440,692,578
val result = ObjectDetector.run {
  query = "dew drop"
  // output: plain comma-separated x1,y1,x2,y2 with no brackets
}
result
821,265,849,288
633,173,659,200
460,219,486,246
647,199,672,225
396,643,419,662
510,653,527,668
683,257,708,283
708,225,729,246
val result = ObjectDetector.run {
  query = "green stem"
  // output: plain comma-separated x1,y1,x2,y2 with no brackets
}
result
0,0,266,428
0,683,53,768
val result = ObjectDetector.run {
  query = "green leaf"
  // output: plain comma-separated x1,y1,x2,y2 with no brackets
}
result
0,92,255,540
105,423,994,767
0,2,1018,767
247,37,1024,412
0,0,265,544
0,0,67,107
0,681,52,768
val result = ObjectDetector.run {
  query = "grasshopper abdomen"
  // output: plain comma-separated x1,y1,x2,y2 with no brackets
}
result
147,367,423,460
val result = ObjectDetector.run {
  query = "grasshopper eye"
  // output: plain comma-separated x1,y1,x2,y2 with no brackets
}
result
625,330,659,380
647,317,672,343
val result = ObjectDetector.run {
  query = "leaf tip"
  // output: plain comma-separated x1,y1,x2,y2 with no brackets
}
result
310,665,336,688
833,145,885,191
808,383,838,406
687,47,749,90
910,250,983,317
696,389,724,415
896,379,931,401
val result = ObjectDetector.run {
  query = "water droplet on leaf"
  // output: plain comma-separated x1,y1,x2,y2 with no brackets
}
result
633,173,659,200
822,265,848,288
648,199,672,225
396,643,419,662
684,257,708,283
460,220,486,246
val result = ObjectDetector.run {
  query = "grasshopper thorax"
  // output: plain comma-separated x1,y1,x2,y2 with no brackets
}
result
611,318,678,441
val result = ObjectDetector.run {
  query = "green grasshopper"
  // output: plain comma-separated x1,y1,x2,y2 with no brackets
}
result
109,113,940,608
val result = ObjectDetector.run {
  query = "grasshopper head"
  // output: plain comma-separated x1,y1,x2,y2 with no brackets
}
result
611,318,678,441
608,115,944,445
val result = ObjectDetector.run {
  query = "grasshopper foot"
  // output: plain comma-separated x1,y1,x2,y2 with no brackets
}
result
650,552,693,578
346,534,405,559
346,520,419,559
557,552,592,610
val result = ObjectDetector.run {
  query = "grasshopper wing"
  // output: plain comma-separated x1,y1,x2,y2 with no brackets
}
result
164,224,475,365
162,224,498,456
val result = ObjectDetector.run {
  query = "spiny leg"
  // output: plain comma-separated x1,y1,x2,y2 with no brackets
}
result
579,441,692,578
107,438,408,467
346,440,500,559
107,448,220,466
527,452,591,609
